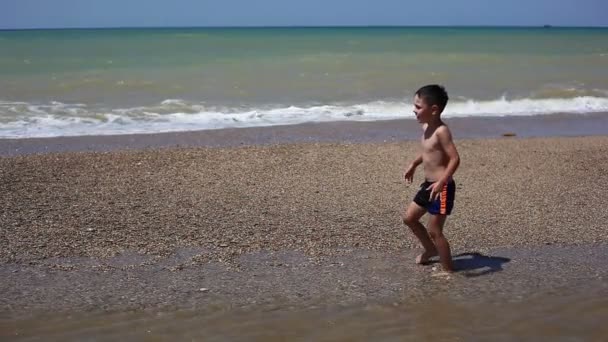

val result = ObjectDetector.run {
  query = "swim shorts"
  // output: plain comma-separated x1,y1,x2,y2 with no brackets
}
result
413,179,456,215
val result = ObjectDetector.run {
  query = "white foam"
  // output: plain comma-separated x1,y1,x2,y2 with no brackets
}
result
1,96,608,138
444,96,608,117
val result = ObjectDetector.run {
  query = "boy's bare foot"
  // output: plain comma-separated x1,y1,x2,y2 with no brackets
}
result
415,250,438,265
432,265,455,273
431,270,453,279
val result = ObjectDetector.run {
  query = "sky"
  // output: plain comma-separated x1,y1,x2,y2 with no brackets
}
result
1,0,607,29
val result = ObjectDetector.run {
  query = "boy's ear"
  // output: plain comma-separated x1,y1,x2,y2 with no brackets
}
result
431,104,439,115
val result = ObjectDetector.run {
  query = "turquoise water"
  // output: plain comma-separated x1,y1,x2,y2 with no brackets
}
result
1,27,607,137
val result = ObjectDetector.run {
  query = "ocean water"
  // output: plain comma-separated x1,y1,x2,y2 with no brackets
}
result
1,26,607,138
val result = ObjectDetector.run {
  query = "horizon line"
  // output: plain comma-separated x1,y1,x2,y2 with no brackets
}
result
1,24,608,31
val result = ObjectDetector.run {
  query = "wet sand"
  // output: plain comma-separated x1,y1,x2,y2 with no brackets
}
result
2,244,608,340
2,116,608,327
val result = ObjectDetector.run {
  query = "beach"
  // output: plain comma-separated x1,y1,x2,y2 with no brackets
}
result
2,26,608,339
3,122,608,265
2,118,608,339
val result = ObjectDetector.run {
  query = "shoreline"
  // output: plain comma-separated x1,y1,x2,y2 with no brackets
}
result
1,112,608,156
3,243,608,320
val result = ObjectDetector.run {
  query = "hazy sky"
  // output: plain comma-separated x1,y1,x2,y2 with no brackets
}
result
2,0,607,29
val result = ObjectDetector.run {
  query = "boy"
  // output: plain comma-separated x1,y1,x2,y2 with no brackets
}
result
403,85,460,272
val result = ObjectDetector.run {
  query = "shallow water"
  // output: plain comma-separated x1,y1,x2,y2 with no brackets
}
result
3,292,607,341
3,245,608,341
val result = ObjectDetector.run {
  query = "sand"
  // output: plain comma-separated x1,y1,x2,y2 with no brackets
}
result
3,135,608,263
2,125,608,318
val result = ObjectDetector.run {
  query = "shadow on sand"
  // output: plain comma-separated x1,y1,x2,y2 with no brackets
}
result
451,252,511,277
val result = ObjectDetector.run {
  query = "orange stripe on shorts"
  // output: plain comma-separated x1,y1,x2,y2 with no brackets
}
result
440,183,448,214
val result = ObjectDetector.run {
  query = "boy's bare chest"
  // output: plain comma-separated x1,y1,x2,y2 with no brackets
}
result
421,134,440,153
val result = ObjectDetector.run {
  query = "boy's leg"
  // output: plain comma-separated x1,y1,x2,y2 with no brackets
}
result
427,214,454,272
402,202,437,264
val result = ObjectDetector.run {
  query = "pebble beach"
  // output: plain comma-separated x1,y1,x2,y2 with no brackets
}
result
2,122,608,339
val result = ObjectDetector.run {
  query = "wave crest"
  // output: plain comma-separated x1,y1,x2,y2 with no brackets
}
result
2,96,608,138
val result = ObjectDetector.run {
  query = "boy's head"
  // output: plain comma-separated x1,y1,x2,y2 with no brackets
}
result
413,84,449,123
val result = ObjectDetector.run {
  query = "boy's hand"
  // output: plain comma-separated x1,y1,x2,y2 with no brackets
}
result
403,166,416,184
427,180,445,201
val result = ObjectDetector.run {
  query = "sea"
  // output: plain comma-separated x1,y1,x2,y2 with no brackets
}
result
1,26,608,138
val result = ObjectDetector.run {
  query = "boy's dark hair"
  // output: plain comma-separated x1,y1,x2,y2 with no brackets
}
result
415,85,449,111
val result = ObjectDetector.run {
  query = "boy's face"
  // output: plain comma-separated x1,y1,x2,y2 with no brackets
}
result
413,94,438,123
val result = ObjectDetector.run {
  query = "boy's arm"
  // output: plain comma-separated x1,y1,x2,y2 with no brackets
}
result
437,126,460,183
404,152,422,183
428,127,460,199
408,153,423,169
408,123,427,169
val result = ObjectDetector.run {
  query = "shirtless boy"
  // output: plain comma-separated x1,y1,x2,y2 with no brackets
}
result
403,85,460,272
